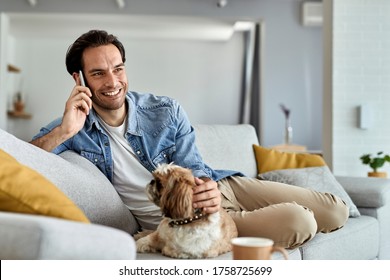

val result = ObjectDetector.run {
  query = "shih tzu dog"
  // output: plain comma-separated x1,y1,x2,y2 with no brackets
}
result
135,163,238,259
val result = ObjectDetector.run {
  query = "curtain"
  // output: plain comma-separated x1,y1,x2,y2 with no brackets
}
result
239,22,262,142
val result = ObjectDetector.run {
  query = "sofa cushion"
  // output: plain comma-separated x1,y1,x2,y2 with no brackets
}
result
0,149,89,223
194,125,259,178
300,215,379,259
0,212,136,260
58,151,140,234
254,145,360,217
253,145,325,174
0,128,139,235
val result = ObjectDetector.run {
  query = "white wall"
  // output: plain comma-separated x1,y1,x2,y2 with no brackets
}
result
327,0,390,176
126,37,243,125
8,31,244,141
0,13,9,130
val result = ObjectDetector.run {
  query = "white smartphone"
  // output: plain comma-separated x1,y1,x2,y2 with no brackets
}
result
79,70,86,87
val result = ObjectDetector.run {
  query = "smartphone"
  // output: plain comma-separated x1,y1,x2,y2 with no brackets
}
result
79,70,92,110
79,70,86,87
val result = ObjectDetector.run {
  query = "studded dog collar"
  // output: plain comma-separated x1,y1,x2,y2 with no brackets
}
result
167,209,207,227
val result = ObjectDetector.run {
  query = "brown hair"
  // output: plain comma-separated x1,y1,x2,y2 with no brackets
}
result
65,30,126,75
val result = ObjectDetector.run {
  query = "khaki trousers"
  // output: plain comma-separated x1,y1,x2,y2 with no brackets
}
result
218,176,349,249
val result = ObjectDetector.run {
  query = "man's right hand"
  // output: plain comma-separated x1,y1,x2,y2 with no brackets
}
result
30,84,92,152
60,85,92,138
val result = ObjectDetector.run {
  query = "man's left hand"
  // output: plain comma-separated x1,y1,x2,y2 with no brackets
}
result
193,178,221,214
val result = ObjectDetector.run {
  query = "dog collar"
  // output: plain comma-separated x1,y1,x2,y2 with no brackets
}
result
168,209,206,227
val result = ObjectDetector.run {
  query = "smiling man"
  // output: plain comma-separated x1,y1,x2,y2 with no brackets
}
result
30,30,222,230
31,30,348,249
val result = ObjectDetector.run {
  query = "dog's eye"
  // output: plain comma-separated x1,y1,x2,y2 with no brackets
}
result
155,179,163,191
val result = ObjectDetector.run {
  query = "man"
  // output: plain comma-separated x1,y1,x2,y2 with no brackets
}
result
31,30,348,249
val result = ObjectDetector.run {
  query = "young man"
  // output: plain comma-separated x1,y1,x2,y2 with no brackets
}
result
31,30,348,249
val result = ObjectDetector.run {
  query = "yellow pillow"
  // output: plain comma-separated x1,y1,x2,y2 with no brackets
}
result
253,144,326,174
0,149,90,223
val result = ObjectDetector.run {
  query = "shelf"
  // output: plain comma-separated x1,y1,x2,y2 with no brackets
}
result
7,110,32,119
7,64,21,73
270,143,322,156
271,143,307,153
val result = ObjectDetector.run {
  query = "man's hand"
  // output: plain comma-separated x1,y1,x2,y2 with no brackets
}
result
30,81,92,152
192,177,221,214
60,84,92,138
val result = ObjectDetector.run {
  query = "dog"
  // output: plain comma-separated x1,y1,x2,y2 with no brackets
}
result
135,163,238,259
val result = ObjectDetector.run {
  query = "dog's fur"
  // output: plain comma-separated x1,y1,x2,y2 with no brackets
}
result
135,163,238,259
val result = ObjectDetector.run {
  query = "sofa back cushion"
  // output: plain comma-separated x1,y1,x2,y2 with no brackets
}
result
194,124,259,178
0,129,139,234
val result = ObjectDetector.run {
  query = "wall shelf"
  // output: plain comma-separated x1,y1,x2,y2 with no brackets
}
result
7,64,21,73
7,110,32,119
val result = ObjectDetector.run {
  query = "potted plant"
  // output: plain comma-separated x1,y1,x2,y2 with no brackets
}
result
13,92,25,113
360,151,390,178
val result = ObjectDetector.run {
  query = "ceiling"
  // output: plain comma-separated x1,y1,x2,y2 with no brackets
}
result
8,13,240,41
0,0,261,16
2,0,259,41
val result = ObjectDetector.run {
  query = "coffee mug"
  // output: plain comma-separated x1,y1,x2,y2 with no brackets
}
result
231,237,288,260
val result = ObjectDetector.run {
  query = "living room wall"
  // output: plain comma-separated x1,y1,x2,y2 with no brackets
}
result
324,0,390,176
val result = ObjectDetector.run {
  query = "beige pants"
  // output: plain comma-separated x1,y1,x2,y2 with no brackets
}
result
218,176,349,249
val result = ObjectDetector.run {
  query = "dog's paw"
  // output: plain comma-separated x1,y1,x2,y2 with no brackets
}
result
133,230,154,241
136,236,158,253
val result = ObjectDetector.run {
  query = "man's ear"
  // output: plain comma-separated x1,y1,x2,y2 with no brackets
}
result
72,72,81,85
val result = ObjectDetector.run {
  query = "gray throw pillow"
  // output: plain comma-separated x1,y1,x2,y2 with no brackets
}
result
259,166,360,217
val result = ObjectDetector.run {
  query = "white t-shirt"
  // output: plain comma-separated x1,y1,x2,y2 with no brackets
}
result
97,116,162,230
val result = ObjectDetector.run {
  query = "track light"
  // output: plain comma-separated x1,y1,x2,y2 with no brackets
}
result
217,0,228,8
27,0,37,7
116,0,126,9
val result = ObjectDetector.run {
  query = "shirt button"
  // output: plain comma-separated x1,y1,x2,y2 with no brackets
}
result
137,151,141,155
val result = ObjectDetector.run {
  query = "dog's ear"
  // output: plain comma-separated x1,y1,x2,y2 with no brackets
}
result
160,175,194,219
146,179,164,206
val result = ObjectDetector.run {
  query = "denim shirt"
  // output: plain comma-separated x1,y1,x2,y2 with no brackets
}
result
33,91,242,182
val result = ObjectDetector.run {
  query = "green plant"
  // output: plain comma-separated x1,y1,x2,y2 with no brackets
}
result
360,151,390,172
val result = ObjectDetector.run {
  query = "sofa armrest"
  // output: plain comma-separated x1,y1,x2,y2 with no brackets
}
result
336,176,390,208
0,212,136,260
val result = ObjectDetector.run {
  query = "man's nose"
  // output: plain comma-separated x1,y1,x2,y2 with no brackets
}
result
104,72,117,87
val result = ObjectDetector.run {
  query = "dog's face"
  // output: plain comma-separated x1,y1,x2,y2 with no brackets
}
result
147,164,195,219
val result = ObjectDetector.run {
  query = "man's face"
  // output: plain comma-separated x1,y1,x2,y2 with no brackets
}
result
81,44,128,112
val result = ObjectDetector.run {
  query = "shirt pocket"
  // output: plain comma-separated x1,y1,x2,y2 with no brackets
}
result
152,145,176,166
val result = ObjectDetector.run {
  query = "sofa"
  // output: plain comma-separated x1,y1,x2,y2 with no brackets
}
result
1,124,389,260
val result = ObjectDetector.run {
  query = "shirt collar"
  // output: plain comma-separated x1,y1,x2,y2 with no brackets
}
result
125,93,142,136
85,92,142,136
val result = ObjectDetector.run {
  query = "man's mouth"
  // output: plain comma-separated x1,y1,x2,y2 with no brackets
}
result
102,88,121,96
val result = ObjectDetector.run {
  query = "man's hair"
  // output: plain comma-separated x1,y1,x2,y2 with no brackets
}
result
65,30,126,75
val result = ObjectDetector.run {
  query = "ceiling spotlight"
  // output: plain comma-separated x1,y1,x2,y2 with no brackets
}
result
27,0,37,7
217,0,228,8
116,0,126,9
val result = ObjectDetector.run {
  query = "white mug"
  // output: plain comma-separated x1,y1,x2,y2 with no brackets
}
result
231,237,288,260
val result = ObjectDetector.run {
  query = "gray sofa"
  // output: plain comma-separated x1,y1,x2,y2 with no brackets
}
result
1,124,389,260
